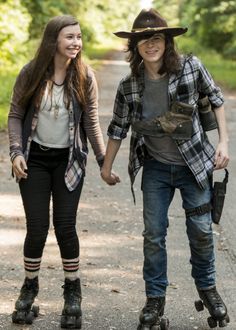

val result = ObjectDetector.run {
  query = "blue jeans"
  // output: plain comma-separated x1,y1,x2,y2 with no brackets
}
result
141,158,215,297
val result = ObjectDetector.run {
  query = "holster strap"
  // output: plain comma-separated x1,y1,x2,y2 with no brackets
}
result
185,202,212,218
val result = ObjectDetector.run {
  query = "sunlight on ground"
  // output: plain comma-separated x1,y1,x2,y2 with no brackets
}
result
0,228,56,246
0,194,101,218
0,194,24,217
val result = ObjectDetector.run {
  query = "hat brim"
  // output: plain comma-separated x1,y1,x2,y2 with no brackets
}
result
114,27,188,38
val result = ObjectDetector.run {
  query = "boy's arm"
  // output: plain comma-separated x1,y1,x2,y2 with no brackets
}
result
214,105,229,169
101,138,121,185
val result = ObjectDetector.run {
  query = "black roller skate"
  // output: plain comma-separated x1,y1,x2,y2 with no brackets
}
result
61,278,82,329
195,286,230,328
137,296,169,330
12,276,39,324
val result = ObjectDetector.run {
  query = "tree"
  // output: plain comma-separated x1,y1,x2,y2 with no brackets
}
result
0,0,30,66
180,0,236,58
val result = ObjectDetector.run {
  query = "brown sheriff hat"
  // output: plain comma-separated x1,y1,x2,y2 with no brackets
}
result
114,8,188,38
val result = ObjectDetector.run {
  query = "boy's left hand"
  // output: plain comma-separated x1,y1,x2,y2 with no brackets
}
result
214,142,229,169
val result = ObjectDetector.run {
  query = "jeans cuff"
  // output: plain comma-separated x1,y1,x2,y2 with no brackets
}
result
196,284,216,291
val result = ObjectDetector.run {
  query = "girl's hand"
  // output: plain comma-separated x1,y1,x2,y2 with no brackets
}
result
12,155,28,179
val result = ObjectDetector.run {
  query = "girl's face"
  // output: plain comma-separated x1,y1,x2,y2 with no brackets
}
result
137,33,165,65
56,24,82,60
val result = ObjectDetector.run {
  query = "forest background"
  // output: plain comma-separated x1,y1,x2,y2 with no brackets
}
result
0,0,236,129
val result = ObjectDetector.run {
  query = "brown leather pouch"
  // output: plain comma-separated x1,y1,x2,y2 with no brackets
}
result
198,96,218,131
132,101,194,140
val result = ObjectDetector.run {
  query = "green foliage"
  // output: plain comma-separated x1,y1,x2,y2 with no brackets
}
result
0,67,18,129
177,37,236,90
21,0,79,38
153,0,182,25
20,0,140,47
180,0,236,59
0,0,30,65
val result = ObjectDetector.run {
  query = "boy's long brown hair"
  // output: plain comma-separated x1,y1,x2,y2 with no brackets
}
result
127,34,181,77
19,15,88,109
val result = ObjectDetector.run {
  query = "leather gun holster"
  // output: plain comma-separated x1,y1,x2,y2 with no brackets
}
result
132,101,194,140
211,169,229,224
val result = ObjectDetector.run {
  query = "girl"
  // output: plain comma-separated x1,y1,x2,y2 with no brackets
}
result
8,15,106,329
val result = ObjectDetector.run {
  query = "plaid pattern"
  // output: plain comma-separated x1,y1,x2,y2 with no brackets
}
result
108,55,224,191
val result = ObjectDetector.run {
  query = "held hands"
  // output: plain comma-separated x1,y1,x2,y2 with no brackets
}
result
214,141,229,170
100,168,121,186
12,155,28,179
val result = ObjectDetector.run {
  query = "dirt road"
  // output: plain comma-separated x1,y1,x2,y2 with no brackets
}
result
0,51,236,329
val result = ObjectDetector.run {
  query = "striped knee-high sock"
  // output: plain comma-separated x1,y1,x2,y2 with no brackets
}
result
24,257,41,279
62,257,80,280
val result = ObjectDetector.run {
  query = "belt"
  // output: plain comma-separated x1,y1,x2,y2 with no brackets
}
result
31,140,69,152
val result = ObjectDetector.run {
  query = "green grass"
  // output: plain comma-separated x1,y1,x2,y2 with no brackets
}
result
177,37,236,90
200,53,236,90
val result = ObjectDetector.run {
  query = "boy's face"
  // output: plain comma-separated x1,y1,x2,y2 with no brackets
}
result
137,33,166,64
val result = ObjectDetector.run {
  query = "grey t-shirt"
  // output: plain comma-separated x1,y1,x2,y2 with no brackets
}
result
142,73,186,165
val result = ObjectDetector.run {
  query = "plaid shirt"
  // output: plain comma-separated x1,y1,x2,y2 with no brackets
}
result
107,55,224,196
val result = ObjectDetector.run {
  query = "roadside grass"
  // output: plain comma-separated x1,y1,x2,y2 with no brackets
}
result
0,67,17,130
201,54,236,90
177,37,236,90
0,39,235,129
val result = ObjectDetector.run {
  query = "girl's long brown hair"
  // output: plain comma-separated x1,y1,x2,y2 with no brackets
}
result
127,34,181,77
20,15,88,109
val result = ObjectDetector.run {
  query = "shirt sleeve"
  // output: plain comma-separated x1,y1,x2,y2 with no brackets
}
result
8,64,30,161
107,80,131,140
82,68,105,167
195,56,224,109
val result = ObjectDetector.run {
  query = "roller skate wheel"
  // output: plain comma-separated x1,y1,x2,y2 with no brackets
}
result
75,316,82,328
12,311,18,323
32,305,39,317
207,316,217,328
12,310,26,324
25,310,34,324
160,317,169,329
219,319,228,327
137,324,153,330
151,324,161,330
61,315,67,328
225,314,230,323
195,299,204,312
61,314,82,329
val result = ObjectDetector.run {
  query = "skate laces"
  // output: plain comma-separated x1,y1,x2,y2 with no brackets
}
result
19,278,38,300
23,278,38,291
208,288,224,307
144,298,163,313
63,280,81,301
